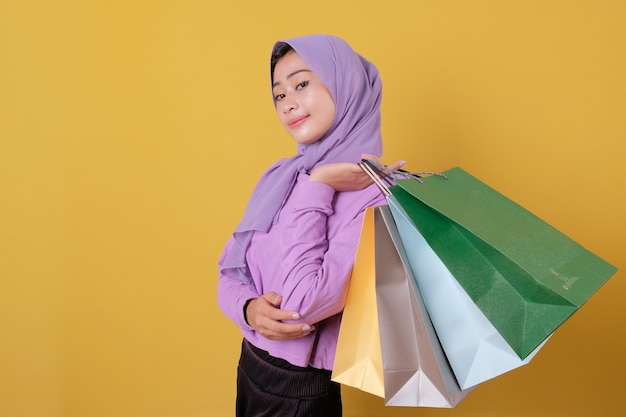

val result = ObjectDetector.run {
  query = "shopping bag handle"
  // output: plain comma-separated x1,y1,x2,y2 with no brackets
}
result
359,159,392,196
358,159,448,196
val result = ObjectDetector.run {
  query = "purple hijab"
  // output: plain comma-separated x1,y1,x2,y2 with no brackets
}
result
220,34,383,283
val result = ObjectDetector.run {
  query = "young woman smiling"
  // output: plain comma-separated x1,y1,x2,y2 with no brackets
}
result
218,34,401,416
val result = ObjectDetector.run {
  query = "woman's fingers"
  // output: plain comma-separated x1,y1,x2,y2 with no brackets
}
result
387,159,406,170
261,320,315,340
246,294,314,340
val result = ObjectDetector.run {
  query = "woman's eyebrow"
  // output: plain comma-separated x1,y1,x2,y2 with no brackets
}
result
272,69,312,88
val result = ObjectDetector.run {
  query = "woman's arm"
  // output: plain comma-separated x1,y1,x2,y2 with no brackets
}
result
217,237,315,339
220,158,398,339
216,238,261,330
275,162,387,324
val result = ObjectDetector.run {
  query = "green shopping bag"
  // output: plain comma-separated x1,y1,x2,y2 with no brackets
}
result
391,167,618,359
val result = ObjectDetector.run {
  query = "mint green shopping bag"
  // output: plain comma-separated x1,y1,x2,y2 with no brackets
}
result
391,167,618,359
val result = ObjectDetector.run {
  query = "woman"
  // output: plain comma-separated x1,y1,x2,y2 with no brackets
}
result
218,34,400,416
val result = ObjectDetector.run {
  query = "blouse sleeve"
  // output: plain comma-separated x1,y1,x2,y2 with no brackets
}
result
277,180,379,325
216,238,258,331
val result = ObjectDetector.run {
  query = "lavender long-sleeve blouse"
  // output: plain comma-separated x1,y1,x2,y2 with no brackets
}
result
218,173,386,370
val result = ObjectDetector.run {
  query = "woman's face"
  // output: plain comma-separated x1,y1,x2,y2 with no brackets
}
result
272,51,336,145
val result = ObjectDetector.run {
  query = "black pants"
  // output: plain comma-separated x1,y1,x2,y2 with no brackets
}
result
236,339,342,417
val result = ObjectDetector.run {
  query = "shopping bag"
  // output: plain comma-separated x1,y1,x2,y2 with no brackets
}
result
388,197,548,390
374,205,474,407
332,207,385,398
391,167,618,359
333,206,474,407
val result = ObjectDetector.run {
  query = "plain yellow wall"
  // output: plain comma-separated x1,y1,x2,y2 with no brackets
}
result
1,1,624,416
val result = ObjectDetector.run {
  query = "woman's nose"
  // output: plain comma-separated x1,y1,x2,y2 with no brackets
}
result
281,96,298,112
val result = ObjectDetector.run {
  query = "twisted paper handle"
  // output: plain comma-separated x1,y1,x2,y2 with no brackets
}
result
358,159,447,196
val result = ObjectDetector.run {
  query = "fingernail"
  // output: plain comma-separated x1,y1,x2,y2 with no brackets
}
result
302,324,311,331
399,160,406,168
292,313,301,319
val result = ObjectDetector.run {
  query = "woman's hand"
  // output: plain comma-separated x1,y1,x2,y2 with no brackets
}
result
308,154,405,191
308,162,372,191
245,292,315,340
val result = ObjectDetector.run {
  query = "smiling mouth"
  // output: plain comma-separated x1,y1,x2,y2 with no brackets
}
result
288,115,308,128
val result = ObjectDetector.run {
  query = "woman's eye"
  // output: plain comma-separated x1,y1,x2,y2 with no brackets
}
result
274,93,285,101
296,80,309,90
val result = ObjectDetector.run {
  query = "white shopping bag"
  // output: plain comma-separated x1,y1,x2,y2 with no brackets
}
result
375,205,474,407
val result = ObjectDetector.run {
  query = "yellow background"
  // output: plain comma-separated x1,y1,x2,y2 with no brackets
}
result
1,1,624,416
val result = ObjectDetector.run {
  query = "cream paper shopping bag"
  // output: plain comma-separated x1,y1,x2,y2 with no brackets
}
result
332,207,384,398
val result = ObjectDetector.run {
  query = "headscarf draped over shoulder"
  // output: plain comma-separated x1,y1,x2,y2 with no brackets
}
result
220,34,383,283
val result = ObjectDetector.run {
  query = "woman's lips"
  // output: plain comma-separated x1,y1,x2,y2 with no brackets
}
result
288,115,308,128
